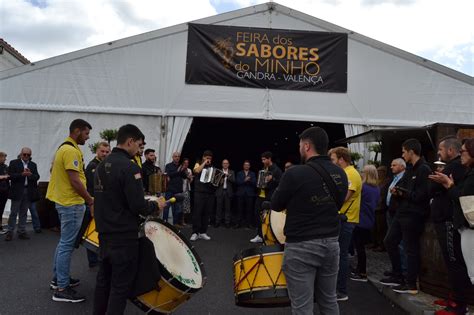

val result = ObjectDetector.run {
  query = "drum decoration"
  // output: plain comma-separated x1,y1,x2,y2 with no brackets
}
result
131,219,206,314
233,245,290,307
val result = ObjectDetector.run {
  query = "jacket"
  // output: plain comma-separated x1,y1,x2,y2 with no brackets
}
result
235,170,257,197
8,158,40,201
395,158,431,218
165,162,187,193
94,147,158,240
215,169,235,197
429,156,466,223
260,163,282,201
85,157,101,197
271,156,348,242
0,163,9,193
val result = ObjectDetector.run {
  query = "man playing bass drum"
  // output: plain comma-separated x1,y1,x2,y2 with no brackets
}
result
93,124,166,315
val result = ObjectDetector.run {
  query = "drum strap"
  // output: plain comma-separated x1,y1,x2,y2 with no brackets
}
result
306,162,344,211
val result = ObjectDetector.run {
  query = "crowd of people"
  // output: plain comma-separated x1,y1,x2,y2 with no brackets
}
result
0,120,473,315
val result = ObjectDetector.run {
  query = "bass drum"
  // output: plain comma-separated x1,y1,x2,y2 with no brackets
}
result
233,245,289,307
131,218,206,314
261,209,286,245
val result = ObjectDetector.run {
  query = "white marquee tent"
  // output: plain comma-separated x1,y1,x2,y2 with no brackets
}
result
0,2,473,181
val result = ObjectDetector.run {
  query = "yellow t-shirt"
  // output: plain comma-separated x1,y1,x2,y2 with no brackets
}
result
339,165,362,223
46,137,87,206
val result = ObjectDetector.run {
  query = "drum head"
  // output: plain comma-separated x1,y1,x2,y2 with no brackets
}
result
143,219,204,291
269,210,286,244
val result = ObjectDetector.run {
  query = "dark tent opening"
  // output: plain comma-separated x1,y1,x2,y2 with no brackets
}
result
181,117,345,171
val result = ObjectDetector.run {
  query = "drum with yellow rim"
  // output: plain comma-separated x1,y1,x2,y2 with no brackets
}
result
261,209,287,245
131,218,206,314
233,245,290,307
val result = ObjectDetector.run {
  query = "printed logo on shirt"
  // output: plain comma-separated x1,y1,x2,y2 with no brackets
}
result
73,160,79,168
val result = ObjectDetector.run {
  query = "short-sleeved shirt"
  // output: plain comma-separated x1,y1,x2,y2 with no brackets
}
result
339,165,362,223
46,137,87,206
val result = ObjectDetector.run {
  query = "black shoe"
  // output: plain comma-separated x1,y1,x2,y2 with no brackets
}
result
336,292,348,301
383,270,395,277
392,283,418,294
18,233,30,240
34,229,42,233
50,278,80,290
379,276,403,286
225,223,231,229
350,272,368,282
232,224,241,229
52,287,85,303
213,223,220,228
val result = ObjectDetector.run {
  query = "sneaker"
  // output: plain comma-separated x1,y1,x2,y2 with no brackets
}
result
199,233,211,241
4,232,12,241
18,233,30,240
392,283,418,294
379,276,403,286
190,233,199,241
250,235,263,243
350,272,368,282
336,292,349,301
52,287,85,303
50,278,80,290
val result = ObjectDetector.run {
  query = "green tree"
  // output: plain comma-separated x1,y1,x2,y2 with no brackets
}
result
100,129,118,145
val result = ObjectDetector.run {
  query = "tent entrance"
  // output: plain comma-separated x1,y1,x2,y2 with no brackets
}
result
180,117,345,170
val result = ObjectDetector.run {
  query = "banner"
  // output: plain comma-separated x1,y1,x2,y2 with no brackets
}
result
185,24,347,92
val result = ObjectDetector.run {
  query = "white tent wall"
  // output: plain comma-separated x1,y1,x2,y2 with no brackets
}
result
0,110,162,181
159,116,193,168
0,2,473,161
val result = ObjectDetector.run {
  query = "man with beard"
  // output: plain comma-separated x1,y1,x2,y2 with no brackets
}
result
47,119,94,303
142,148,161,193
272,126,348,314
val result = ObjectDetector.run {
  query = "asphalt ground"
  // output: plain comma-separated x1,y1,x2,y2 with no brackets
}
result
0,224,406,315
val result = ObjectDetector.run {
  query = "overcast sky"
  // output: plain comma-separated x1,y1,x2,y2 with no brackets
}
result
0,0,472,76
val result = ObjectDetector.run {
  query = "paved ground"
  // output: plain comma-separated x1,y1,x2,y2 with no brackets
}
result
0,223,406,315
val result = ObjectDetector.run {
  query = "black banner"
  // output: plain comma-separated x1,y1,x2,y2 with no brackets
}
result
185,24,347,92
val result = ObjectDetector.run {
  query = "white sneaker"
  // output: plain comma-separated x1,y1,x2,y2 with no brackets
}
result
250,235,263,243
190,233,199,241
199,233,211,241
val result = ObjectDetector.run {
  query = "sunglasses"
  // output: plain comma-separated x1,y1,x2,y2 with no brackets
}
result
22,153,31,156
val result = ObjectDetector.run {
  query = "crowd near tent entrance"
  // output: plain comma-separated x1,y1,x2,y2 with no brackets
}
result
180,117,345,170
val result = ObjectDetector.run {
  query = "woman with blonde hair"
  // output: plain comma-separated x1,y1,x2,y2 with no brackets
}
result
350,164,380,282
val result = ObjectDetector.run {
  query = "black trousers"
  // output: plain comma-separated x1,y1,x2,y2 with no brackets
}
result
192,192,215,234
254,197,265,237
93,238,139,315
434,221,471,305
236,195,255,226
384,214,424,286
353,226,372,274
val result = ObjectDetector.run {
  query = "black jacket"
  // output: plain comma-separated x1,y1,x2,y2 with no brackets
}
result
429,156,466,223
0,163,9,193
94,148,158,240
85,157,101,197
395,158,431,217
271,156,348,242
8,158,40,201
165,162,187,193
449,168,474,229
260,163,283,201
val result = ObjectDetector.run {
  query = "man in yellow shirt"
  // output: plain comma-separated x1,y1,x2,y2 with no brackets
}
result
330,147,362,302
47,119,94,303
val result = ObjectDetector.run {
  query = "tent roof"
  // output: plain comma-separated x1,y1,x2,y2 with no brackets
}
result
0,2,471,84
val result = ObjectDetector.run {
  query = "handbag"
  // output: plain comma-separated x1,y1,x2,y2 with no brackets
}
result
306,161,349,222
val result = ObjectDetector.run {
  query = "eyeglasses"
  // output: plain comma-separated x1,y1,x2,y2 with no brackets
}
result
22,153,31,157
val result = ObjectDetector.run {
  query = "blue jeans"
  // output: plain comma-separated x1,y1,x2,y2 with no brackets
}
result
7,190,30,234
162,192,182,225
386,214,407,272
283,237,340,315
53,203,85,289
29,202,41,231
337,221,355,295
